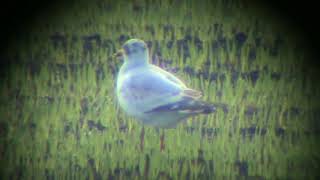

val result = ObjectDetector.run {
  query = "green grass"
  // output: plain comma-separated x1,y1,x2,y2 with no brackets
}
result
1,0,319,179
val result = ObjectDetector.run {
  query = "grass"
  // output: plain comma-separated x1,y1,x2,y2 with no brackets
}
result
1,0,320,179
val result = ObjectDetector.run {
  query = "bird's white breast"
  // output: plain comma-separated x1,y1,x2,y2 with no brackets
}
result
116,66,145,118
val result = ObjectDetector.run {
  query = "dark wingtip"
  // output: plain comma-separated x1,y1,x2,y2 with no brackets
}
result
202,104,216,114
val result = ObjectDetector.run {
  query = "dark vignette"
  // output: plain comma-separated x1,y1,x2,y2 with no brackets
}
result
0,0,319,178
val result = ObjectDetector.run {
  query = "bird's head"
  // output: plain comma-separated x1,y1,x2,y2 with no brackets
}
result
114,39,149,67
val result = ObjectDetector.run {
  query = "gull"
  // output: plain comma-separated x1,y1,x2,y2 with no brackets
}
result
114,38,216,151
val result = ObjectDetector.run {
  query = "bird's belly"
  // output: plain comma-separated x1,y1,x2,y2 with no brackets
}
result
141,112,190,128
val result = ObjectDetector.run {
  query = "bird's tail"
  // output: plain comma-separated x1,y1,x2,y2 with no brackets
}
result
177,99,216,114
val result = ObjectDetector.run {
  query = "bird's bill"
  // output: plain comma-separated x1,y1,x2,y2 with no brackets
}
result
113,49,125,59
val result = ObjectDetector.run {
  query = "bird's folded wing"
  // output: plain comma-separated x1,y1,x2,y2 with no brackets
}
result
120,66,203,112
120,69,182,107
151,65,187,88
151,65,203,99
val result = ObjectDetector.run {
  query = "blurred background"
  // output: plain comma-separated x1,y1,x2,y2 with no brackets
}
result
0,0,319,179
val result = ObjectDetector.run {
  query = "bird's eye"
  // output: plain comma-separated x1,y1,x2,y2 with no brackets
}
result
123,45,130,54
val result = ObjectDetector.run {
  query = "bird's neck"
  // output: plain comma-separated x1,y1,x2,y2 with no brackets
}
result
124,54,149,70
120,60,147,76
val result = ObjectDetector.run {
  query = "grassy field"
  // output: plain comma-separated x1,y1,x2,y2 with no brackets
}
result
1,0,319,179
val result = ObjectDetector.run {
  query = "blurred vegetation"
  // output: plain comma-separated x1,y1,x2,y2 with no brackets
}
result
0,0,319,179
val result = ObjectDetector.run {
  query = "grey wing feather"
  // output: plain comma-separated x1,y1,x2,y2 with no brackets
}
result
144,97,216,114
151,65,203,99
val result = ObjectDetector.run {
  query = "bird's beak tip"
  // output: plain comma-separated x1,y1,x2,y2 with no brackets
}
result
113,49,125,59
